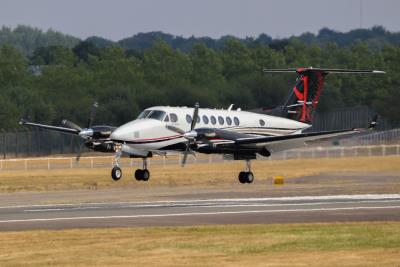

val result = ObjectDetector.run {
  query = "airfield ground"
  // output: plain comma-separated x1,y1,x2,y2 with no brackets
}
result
0,223,399,266
0,156,399,266
0,156,399,194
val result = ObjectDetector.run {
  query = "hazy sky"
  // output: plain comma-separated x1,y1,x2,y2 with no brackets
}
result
1,0,399,41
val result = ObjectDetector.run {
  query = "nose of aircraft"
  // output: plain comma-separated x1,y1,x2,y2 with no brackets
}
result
110,119,161,142
110,127,124,142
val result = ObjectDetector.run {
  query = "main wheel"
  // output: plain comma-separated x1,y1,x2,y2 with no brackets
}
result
142,169,150,181
111,166,122,181
134,169,143,181
238,171,247,184
246,172,254,184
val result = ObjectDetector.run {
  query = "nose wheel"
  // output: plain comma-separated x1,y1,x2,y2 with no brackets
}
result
111,166,122,181
238,160,254,184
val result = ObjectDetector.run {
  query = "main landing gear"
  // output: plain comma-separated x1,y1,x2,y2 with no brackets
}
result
134,158,150,181
238,160,254,184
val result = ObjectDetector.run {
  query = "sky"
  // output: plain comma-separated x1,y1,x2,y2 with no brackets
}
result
1,0,400,41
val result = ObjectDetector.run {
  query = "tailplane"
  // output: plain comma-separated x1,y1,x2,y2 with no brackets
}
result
263,67,385,124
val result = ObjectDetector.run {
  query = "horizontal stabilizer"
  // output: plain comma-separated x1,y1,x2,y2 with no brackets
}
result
263,67,385,74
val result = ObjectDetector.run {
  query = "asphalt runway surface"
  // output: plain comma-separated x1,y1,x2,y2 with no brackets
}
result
1,194,400,231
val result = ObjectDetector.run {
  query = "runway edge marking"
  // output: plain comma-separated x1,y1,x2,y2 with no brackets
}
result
1,205,400,224
1,194,400,209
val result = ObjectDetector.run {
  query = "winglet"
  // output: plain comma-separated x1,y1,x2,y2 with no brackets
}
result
368,115,378,130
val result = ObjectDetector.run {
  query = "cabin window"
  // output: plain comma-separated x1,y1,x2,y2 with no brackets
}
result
186,114,192,123
164,115,170,122
218,116,224,125
137,110,151,119
259,119,265,126
234,117,240,126
147,110,166,121
203,115,209,124
170,113,178,122
226,117,232,125
210,116,217,125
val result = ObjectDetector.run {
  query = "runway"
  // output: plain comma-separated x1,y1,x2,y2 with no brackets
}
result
1,194,400,230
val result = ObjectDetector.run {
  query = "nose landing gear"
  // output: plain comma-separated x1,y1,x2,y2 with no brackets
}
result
111,144,123,181
238,160,254,184
134,158,150,181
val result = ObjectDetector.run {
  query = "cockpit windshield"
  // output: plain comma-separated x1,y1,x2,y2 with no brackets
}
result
137,110,166,121
147,110,166,121
137,110,152,119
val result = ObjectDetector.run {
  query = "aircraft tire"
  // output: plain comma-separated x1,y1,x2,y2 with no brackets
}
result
238,172,247,184
142,169,150,181
111,166,122,181
246,172,254,183
134,169,143,181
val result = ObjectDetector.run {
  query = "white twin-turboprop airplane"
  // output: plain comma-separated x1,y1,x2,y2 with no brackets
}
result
109,67,383,183
20,67,384,183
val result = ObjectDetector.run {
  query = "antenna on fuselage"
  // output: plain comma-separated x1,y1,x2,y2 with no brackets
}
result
228,104,234,111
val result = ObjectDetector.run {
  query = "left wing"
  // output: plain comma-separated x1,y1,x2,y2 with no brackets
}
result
234,118,377,153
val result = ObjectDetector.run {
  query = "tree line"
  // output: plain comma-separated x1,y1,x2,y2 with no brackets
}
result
0,26,399,130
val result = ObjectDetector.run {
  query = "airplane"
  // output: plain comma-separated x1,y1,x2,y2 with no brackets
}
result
109,67,384,183
20,102,117,161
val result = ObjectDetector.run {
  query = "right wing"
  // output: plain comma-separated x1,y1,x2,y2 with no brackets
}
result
19,119,80,135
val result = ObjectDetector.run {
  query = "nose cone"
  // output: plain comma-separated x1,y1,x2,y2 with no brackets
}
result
110,119,161,142
110,127,125,142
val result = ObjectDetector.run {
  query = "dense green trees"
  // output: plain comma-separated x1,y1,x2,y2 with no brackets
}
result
0,26,399,130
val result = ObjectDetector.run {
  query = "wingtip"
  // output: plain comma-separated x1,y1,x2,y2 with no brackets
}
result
369,115,379,129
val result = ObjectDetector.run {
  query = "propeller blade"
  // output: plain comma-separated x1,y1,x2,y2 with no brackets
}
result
76,142,85,162
166,125,186,135
87,102,98,128
62,119,82,131
190,102,199,131
181,141,190,167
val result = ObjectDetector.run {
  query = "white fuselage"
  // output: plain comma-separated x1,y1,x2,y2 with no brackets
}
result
110,106,310,154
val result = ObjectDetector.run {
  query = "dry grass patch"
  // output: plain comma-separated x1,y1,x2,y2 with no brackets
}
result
0,156,399,193
0,222,399,266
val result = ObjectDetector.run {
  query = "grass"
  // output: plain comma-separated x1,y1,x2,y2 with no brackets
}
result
0,222,399,266
0,156,399,193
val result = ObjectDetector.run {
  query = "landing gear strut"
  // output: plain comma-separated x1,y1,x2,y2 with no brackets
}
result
238,160,254,184
134,158,150,181
111,144,123,181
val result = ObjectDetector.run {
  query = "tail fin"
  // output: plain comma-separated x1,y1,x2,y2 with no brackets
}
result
263,67,385,124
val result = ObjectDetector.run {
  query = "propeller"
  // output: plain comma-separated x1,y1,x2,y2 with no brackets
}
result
182,102,199,166
62,119,82,131
87,102,98,128
61,102,100,162
166,102,200,167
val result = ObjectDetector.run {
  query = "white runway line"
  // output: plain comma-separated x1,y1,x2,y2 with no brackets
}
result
23,199,400,213
1,205,400,224
1,194,400,209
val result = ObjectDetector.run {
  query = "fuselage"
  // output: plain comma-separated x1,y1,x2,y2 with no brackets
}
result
110,106,310,154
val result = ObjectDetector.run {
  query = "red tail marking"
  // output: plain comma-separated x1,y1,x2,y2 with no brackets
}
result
293,86,304,100
300,75,308,122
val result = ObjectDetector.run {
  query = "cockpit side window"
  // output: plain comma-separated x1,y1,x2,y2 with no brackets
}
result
170,113,178,122
137,110,151,119
147,110,166,121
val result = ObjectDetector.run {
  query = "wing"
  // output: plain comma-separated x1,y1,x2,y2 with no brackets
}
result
234,118,377,153
19,119,79,135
